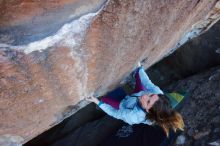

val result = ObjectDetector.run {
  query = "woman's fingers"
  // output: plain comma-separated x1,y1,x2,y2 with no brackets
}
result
85,96,95,102
85,96,99,104
137,61,141,67
85,97,90,101
85,96,100,105
85,97,90,100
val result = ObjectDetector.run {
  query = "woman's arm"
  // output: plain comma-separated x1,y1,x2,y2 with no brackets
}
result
86,96,142,125
98,102,137,125
138,67,163,94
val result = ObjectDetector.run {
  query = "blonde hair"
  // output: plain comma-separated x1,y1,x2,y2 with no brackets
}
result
147,95,184,137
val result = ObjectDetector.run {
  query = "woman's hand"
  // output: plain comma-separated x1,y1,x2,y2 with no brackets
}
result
85,96,99,105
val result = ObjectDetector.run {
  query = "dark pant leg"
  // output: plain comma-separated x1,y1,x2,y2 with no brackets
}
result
132,67,145,93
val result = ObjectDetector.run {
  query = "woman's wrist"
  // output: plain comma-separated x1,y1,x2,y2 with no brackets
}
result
93,98,100,105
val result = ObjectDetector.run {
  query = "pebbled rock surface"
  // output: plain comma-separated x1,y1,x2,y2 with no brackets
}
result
0,0,220,144
166,66,220,146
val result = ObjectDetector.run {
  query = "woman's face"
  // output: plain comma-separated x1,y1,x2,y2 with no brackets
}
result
139,94,159,112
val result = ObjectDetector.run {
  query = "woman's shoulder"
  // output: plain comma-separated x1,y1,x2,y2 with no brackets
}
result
120,95,138,108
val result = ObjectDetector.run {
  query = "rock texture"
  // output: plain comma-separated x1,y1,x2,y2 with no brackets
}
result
166,66,220,146
84,0,220,96
147,20,220,88
0,0,107,45
0,0,220,144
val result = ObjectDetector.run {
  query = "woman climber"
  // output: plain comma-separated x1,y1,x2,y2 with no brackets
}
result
86,62,184,136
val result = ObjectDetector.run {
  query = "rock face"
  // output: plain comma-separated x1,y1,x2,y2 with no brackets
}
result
166,66,220,146
0,0,107,45
0,0,220,144
147,20,220,88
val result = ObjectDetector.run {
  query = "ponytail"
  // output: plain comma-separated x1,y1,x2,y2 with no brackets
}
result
147,95,184,137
